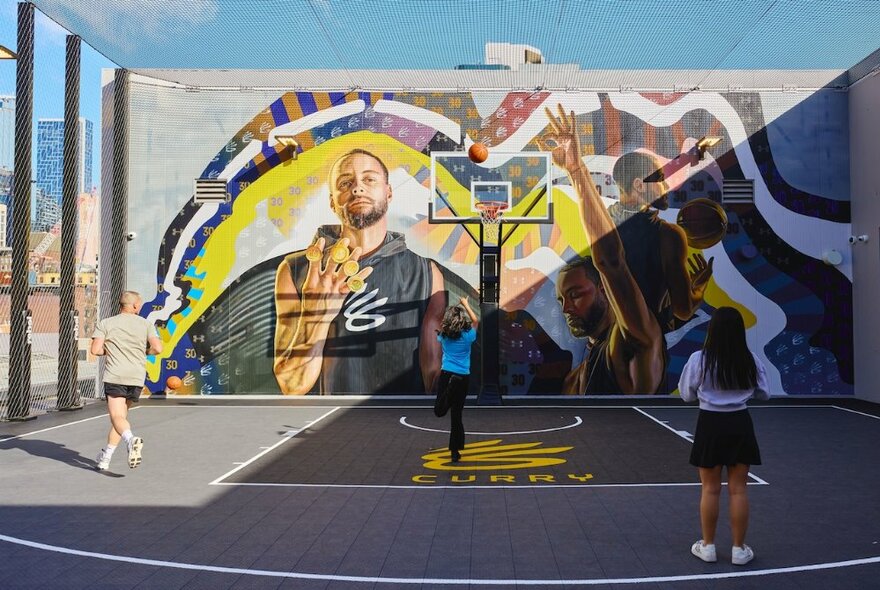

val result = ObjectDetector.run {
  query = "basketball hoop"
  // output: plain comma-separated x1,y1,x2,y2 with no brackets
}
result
475,200,508,224
475,200,508,244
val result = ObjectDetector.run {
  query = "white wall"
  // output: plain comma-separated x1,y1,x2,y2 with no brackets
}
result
850,70,880,402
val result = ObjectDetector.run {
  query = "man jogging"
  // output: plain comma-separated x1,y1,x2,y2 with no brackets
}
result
91,291,163,470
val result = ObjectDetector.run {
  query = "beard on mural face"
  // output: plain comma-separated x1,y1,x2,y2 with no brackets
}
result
565,294,608,339
337,198,389,230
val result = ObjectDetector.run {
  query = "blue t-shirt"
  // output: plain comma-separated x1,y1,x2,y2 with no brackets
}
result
438,327,477,375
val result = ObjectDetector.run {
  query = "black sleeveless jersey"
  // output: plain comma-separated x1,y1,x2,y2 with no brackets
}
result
563,330,621,395
564,327,667,395
609,203,673,333
286,225,433,394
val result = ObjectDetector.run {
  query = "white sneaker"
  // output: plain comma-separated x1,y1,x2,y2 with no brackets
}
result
691,540,717,563
95,450,111,471
127,437,144,469
732,544,754,565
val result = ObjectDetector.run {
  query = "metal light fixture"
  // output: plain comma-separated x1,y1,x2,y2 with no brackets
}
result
0,44,17,60
695,136,723,160
275,135,299,160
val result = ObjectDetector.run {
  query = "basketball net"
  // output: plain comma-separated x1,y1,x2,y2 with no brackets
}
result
475,201,508,246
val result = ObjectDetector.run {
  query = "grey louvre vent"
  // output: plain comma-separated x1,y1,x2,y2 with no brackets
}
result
194,178,229,203
722,179,754,204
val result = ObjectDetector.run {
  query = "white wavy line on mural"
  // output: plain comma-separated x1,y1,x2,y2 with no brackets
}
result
487,92,601,155
664,309,712,348
608,92,852,280
268,100,366,147
658,209,785,393
217,139,263,181
373,100,460,144
146,203,220,324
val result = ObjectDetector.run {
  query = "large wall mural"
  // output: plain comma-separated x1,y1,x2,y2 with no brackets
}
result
126,87,852,396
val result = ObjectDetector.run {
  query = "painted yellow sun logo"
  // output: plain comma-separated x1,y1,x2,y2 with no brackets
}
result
422,439,573,470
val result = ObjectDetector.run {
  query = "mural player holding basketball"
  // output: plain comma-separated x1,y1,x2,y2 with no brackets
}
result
540,105,665,394
273,149,448,395
607,151,714,335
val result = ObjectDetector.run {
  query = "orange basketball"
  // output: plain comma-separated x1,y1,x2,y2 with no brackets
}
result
468,142,489,163
676,198,728,249
166,375,183,390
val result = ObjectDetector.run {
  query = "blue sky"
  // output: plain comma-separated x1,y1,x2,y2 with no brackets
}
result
23,0,880,71
0,0,115,187
1,0,878,190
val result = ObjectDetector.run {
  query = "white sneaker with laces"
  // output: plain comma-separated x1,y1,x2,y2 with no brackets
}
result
95,450,111,471
127,437,144,469
691,540,717,563
732,544,754,565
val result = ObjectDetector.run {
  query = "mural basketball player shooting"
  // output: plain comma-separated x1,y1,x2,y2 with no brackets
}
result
540,105,665,394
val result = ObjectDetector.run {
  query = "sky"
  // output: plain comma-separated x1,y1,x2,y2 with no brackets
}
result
22,0,880,71
1,0,878,191
0,0,116,188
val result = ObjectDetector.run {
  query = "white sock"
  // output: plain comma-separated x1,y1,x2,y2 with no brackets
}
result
121,430,134,444
103,444,117,457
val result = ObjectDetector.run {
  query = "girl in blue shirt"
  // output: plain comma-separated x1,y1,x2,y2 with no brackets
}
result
435,297,478,462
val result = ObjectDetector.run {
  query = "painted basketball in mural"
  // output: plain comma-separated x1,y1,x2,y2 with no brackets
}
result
468,142,489,163
677,198,729,249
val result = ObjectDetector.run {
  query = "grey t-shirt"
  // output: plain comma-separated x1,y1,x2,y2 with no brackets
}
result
93,313,158,386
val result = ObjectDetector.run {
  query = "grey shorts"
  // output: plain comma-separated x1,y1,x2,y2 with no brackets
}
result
104,383,142,402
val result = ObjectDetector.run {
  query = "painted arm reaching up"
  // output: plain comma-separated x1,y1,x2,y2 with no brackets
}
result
540,104,664,393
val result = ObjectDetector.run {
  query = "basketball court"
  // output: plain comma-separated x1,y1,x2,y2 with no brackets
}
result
2,1,880,589
2,397,880,588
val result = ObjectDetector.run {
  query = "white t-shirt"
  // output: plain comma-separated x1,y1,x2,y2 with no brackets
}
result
678,350,770,412
93,313,158,386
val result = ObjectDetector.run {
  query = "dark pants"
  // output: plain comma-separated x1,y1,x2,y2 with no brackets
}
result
438,370,469,453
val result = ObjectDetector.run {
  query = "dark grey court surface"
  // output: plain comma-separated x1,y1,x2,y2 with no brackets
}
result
226,408,699,487
1,398,880,589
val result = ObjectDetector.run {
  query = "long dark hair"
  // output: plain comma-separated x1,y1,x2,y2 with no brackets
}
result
439,306,472,339
701,307,757,390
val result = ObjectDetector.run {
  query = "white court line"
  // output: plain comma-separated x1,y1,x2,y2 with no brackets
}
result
0,409,141,443
134,402,869,410
1,532,879,585
398,415,583,435
831,406,880,421
208,407,339,486
633,407,769,486
212,481,701,490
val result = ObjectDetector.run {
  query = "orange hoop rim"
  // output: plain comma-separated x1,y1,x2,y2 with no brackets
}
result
474,200,509,223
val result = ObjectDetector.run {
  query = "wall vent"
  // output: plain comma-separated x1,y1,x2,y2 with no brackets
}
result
722,179,755,204
194,178,229,203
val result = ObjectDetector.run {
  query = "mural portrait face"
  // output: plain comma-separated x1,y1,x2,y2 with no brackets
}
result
617,152,671,211
556,265,609,339
329,151,393,230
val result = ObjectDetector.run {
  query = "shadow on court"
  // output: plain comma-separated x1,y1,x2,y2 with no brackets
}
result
0,437,109,474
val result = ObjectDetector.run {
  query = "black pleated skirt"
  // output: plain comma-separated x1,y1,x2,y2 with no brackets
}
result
690,409,762,468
